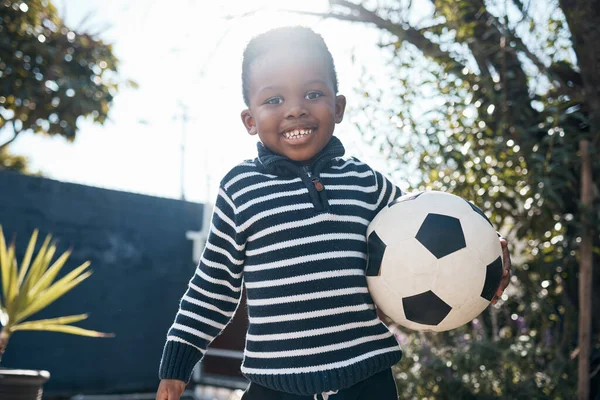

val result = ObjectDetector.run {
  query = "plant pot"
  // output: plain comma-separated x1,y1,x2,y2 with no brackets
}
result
0,368,50,400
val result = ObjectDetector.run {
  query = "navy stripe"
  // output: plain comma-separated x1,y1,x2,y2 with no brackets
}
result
242,336,397,369
244,258,368,283
250,275,367,299
247,310,378,336
245,325,386,352
247,292,374,318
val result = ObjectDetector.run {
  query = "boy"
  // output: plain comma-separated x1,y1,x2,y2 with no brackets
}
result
156,26,511,400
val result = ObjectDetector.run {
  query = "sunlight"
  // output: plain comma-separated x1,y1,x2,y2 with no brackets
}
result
13,0,391,202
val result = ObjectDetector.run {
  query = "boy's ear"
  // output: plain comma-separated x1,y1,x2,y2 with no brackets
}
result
241,109,257,135
335,95,346,124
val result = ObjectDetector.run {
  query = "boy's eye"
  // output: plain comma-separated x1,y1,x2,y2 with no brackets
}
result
305,91,323,100
264,97,283,105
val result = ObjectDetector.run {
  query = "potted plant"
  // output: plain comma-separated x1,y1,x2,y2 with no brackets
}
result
0,225,113,400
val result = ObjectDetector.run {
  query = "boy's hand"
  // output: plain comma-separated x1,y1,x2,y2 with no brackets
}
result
491,238,512,305
156,379,186,400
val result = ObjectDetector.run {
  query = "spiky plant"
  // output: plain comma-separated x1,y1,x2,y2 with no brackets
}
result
0,225,113,362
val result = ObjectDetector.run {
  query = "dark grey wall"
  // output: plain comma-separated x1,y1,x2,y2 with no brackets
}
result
0,170,204,395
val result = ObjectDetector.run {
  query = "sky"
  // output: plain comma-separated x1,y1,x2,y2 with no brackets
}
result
8,0,404,203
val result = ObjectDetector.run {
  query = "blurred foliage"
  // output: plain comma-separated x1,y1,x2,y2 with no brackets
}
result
0,0,122,169
321,0,600,398
0,147,27,172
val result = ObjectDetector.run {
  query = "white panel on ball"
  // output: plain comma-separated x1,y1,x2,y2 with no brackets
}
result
417,191,474,217
435,296,491,332
369,199,429,243
368,278,404,323
380,237,438,297
460,212,503,264
432,247,486,307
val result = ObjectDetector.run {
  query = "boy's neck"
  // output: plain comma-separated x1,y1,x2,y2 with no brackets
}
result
256,136,345,177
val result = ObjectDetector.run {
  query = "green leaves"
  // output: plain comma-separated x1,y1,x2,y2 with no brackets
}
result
11,314,113,338
0,0,124,169
0,225,113,357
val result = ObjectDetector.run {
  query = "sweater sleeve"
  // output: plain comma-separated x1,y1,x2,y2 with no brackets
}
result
159,186,245,382
371,169,403,216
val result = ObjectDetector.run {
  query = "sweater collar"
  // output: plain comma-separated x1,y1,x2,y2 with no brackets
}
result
255,136,345,177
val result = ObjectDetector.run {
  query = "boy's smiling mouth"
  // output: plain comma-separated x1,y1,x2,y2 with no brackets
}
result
281,127,315,140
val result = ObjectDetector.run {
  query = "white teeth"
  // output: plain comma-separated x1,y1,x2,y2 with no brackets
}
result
283,128,313,139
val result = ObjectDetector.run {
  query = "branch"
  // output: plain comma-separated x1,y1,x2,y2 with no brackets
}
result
482,7,570,89
295,1,477,85
289,10,372,24
0,121,22,151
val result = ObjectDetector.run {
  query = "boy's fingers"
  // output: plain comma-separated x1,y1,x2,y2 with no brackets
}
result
501,241,511,278
491,237,512,304
156,391,167,400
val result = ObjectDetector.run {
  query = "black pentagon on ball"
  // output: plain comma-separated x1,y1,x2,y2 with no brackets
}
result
389,191,424,207
403,290,452,325
466,200,494,227
415,213,466,259
366,231,386,276
481,256,503,301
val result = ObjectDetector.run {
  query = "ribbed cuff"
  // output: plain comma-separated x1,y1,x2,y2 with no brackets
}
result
158,341,202,382
245,348,402,395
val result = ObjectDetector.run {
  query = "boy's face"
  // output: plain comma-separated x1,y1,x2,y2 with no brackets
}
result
241,49,346,163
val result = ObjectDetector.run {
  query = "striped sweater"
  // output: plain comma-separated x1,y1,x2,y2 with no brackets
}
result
159,136,403,395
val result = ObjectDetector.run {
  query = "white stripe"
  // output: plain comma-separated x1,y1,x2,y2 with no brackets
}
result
388,185,397,204
248,214,369,242
239,162,256,167
238,188,308,213
211,225,245,251
232,178,302,200
330,159,365,170
246,318,381,341
374,172,388,209
183,294,235,317
320,170,373,178
249,304,374,324
205,242,244,265
214,205,238,231
239,203,314,232
167,335,205,353
247,287,368,306
173,323,214,342
189,281,239,304
244,269,365,289
245,332,393,358
224,171,277,190
178,309,226,330
241,346,399,374
244,251,366,273
201,257,243,279
325,184,377,193
246,233,364,257
197,269,241,293
218,188,237,213
329,199,376,210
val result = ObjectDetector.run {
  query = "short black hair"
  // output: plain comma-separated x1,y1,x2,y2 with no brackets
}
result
241,26,339,106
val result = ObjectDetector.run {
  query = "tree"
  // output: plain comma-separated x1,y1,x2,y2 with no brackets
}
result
0,0,121,170
303,0,599,397
556,2,599,397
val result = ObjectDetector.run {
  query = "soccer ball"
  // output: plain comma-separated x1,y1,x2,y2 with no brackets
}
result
366,190,503,332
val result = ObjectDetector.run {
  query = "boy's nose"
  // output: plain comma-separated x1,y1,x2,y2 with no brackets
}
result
286,103,309,119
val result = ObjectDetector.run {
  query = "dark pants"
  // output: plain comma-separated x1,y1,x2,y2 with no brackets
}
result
241,368,398,400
